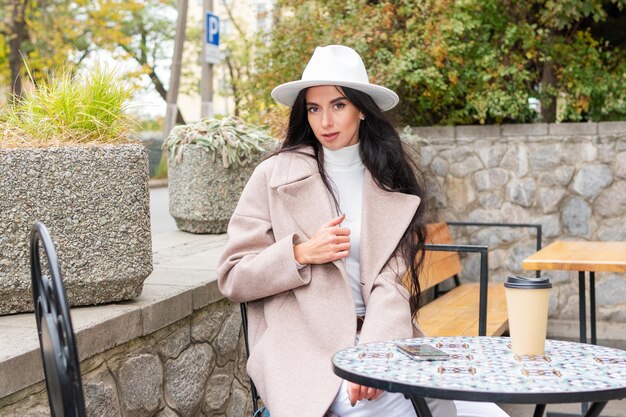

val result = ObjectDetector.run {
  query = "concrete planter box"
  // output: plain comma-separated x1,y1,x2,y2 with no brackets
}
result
168,144,270,234
0,144,153,315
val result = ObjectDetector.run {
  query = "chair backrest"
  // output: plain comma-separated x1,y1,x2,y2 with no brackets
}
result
30,222,87,417
404,222,462,291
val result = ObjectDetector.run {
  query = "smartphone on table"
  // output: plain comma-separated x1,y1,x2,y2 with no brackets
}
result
395,342,450,361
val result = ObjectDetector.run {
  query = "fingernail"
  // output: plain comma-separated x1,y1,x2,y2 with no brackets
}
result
350,401,355,407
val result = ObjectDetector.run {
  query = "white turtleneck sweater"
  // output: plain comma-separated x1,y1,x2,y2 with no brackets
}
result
322,143,366,316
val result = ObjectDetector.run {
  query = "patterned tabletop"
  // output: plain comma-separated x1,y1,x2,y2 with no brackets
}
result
332,336,626,404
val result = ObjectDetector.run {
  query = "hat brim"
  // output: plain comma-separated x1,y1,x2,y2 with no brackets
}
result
271,79,399,112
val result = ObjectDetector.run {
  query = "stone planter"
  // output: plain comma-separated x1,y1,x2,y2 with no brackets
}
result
0,144,153,315
168,144,271,234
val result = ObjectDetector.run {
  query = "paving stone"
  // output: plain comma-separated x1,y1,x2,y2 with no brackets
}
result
529,144,561,171
413,125,455,139
474,168,509,191
226,382,250,417
191,299,230,343
216,308,243,358
506,178,536,207
203,363,235,411
449,155,483,177
537,187,566,214
596,218,626,241
445,177,476,211
538,166,574,187
156,407,179,417
594,181,626,217
560,142,598,165
549,122,597,136
476,142,507,168
158,326,191,360
615,152,626,178
570,164,613,198
83,371,122,417
118,354,163,417
430,157,449,177
500,145,529,177
439,145,474,163
562,197,592,237
456,124,501,139
164,344,214,417
596,275,626,305
477,192,503,209
502,123,548,136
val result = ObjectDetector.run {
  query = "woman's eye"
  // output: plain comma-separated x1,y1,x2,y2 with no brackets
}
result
334,102,346,109
307,107,319,113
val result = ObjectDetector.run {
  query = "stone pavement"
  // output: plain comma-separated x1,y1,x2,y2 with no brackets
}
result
500,401,626,417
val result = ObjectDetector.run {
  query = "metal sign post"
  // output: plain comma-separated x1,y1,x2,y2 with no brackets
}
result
201,2,219,118
162,0,189,138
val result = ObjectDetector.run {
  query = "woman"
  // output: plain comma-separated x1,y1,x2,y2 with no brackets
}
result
217,45,509,417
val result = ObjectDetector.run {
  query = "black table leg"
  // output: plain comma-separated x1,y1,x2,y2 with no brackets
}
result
534,404,546,417
408,396,433,417
547,273,608,417
584,402,607,417
578,271,587,344
589,271,596,345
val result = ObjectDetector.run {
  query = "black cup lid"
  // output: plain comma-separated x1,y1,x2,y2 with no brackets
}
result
505,275,552,289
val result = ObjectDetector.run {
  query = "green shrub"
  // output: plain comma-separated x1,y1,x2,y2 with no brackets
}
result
163,116,276,169
0,66,136,147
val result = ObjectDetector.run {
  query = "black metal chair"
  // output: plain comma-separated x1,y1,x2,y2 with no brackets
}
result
240,303,270,417
30,222,87,417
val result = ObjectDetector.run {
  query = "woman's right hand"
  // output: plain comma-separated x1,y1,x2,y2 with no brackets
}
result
293,214,350,265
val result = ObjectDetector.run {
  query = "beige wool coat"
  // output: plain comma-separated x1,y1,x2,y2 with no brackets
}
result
217,148,422,417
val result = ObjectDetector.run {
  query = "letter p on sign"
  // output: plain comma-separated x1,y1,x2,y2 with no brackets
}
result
206,12,220,46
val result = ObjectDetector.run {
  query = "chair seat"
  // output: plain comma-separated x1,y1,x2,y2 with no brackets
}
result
417,283,509,337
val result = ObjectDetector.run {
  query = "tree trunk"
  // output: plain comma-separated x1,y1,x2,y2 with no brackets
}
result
148,69,185,124
541,61,557,123
225,55,240,117
8,0,30,99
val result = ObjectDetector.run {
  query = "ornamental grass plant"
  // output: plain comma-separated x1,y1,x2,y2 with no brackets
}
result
163,116,276,169
0,66,136,148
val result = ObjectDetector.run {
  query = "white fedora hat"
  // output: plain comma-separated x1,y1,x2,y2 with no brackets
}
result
271,45,399,111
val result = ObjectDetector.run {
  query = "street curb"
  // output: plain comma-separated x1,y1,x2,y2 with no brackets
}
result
149,178,168,188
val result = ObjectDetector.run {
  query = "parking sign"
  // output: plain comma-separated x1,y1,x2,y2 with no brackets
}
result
205,12,221,64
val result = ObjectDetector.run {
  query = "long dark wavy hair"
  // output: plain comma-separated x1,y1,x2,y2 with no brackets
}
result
277,85,429,321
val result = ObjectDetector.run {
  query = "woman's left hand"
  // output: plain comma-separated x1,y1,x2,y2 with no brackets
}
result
346,381,384,406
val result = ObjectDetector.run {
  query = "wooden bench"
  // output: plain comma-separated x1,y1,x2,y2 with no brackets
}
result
408,222,542,337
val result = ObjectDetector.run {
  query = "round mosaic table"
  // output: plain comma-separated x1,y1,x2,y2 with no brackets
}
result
332,336,626,417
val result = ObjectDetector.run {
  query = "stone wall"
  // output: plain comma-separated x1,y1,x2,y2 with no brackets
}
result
0,299,252,417
408,122,626,323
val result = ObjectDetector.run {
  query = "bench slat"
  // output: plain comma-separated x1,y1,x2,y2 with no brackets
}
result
417,283,508,337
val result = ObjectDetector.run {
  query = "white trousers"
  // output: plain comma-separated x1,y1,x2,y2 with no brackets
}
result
330,378,510,417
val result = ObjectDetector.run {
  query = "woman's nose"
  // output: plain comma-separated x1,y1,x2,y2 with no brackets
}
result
321,111,333,128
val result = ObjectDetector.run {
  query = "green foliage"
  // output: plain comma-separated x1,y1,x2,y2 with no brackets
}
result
163,117,276,169
236,0,626,126
154,152,168,179
0,66,136,147
0,0,178,107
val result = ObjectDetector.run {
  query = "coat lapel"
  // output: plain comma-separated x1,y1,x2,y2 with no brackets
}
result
270,149,421,289
270,150,335,240
360,171,421,291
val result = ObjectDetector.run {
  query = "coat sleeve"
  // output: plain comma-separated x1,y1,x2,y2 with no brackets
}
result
357,253,419,345
217,163,312,303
